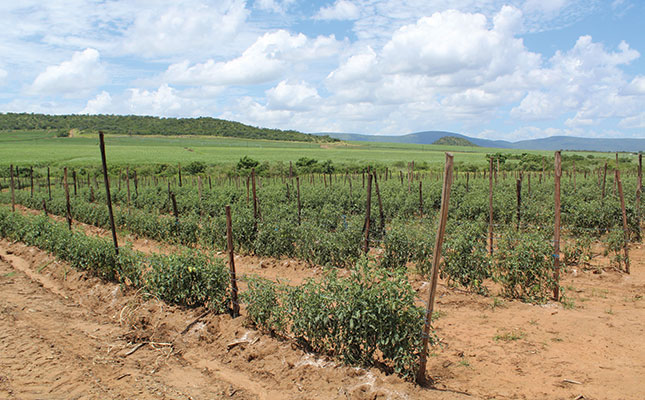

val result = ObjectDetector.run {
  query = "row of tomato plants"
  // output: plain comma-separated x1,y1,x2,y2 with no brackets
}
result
0,206,431,380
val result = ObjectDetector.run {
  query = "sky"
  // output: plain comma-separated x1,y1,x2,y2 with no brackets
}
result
1,0,644,141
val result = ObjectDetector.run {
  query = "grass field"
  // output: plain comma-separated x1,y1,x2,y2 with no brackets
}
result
0,129,631,170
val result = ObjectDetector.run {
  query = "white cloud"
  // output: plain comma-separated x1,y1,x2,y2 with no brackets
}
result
29,48,106,97
0,68,7,83
315,1,361,21
624,75,645,95
254,0,296,13
164,30,342,86
127,84,194,116
122,0,249,58
81,91,112,114
266,80,320,110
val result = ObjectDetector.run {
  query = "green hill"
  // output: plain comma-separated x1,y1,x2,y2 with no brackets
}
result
432,136,478,146
0,113,338,143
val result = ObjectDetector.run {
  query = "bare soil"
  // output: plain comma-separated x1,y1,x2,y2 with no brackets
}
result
1,208,644,399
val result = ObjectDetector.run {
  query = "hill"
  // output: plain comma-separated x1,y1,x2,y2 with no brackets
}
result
432,136,478,146
0,113,338,143
313,131,645,152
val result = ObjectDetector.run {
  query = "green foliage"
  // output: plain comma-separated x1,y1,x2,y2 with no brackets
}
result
442,222,490,294
147,251,229,310
605,230,628,268
493,230,556,303
0,206,229,311
184,161,206,175
562,235,593,267
237,156,260,171
242,260,430,379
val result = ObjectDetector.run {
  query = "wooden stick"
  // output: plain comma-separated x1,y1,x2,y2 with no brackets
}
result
63,167,72,230
488,157,494,255
602,161,608,199
553,151,562,301
251,168,258,230
516,175,522,229
417,152,454,385
30,167,34,197
373,172,385,234
99,132,119,255
47,167,51,200
296,176,301,225
225,205,240,317
616,170,631,274
363,169,372,254
178,163,182,187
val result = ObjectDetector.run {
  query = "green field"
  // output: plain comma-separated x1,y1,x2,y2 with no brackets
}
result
0,129,633,171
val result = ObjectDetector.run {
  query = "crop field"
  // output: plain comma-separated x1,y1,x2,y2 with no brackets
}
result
0,129,628,169
0,133,643,399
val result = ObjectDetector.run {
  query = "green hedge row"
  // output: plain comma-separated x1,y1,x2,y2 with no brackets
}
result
0,206,229,310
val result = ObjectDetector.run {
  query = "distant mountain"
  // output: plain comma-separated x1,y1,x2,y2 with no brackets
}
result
433,136,478,146
312,131,645,152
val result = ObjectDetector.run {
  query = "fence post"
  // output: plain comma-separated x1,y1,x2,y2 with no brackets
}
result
99,132,119,255
553,151,562,301
225,205,240,317
417,152,454,385
64,167,72,230
616,171,631,274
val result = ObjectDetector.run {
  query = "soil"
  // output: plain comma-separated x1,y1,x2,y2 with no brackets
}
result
1,208,644,399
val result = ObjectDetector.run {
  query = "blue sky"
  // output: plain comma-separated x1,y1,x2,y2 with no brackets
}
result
1,0,644,141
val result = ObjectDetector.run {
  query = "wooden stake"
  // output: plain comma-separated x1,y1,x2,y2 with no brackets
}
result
419,180,423,218
516,175,522,229
99,132,119,255
488,157,494,255
363,170,372,254
30,167,34,197
126,166,131,208
225,205,240,317
602,161,608,199
417,152,454,385
616,170,631,274
178,163,182,187
373,172,385,234
47,167,51,200
63,167,72,230
251,168,258,230
637,153,642,232
9,164,15,212
553,151,562,301
296,176,301,225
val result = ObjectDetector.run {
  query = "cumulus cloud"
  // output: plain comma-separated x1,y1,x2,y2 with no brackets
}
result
266,80,320,111
81,91,112,114
122,0,249,58
127,84,193,116
29,48,107,96
164,30,342,86
315,0,361,20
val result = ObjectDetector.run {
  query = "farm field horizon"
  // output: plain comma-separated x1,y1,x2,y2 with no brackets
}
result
0,129,638,171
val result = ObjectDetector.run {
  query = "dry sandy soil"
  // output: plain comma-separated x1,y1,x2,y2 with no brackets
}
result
0,208,644,399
